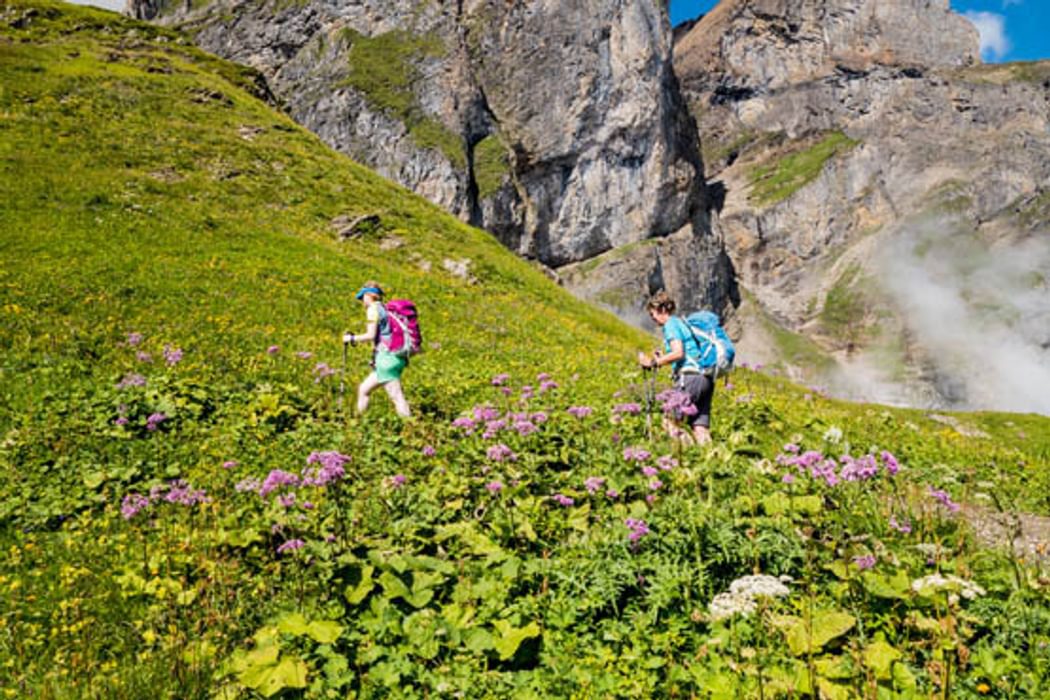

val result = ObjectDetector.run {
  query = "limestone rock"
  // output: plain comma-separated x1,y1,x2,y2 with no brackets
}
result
130,0,730,319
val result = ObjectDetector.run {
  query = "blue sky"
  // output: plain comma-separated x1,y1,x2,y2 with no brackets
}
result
669,0,1047,63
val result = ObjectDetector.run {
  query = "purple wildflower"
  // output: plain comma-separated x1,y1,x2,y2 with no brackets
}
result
303,451,350,486
388,474,407,488
584,476,605,494
520,385,534,399
295,351,313,359
277,539,305,554
126,332,144,347
536,372,551,382
163,480,210,506
114,416,129,427
222,460,238,470
136,351,152,363
657,388,698,418
116,373,147,390
486,443,517,462
567,406,594,418
235,477,261,493
881,451,900,476
657,455,678,471
539,380,558,393
625,518,650,543
853,554,877,571
313,362,336,383
928,487,960,513
146,412,167,431
641,466,659,478
551,493,575,507
472,405,501,422
491,373,510,386
121,493,150,520
889,515,913,534
258,469,300,498
278,493,296,508
613,403,641,415
783,443,800,454
648,479,663,491
483,419,507,439
486,480,504,493
267,345,280,355
623,446,651,463
422,445,436,457
606,489,619,500
452,416,477,433
514,420,538,436
531,411,548,424
163,345,183,366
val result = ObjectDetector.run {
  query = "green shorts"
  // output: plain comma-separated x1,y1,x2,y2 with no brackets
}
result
374,351,408,384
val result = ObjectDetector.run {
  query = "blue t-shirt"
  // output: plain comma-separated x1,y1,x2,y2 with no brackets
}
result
662,317,700,373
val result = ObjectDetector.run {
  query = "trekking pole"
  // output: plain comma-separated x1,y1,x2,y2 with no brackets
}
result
644,365,655,441
338,339,348,411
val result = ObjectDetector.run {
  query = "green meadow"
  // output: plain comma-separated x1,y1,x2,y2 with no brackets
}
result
1,2,1048,697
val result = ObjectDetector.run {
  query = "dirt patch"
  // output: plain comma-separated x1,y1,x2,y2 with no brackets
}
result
961,503,1050,565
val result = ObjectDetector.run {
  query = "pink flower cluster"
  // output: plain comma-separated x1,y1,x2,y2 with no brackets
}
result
120,479,210,520
775,448,902,487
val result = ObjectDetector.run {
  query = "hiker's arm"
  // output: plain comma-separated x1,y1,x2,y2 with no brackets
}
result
639,340,684,369
344,322,378,346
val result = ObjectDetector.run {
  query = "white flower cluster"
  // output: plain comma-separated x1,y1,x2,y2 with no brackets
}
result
911,573,986,605
914,543,950,558
708,575,792,622
823,426,843,444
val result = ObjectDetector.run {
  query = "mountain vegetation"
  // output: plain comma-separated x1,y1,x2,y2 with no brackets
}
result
1,3,1049,697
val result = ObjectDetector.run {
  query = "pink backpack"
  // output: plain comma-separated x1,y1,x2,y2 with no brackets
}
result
380,300,423,358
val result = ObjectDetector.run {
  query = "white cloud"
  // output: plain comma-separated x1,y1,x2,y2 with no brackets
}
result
963,11,1011,61
64,0,126,13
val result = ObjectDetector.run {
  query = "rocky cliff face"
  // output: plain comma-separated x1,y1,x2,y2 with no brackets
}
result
129,0,732,320
675,0,1050,413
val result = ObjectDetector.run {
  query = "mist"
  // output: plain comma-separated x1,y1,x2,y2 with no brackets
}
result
870,216,1050,415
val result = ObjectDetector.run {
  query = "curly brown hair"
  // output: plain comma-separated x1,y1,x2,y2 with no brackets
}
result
646,290,676,315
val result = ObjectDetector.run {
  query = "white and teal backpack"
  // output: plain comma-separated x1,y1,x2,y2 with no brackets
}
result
680,311,735,377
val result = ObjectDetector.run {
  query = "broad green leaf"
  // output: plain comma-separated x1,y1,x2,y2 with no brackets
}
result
815,655,854,680
816,677,851,700
892,661,918,691
862,570,910,599
492,619,541,660
864,640,902,679
775,611,856,655
793,495,823,515
826,560,850,580
82,471,106,489
378,571,411,601
567,501,591,531
345,565,375,605
276,612,310,637
464,628,494,653
305,620,343,644
229,644,279,675
247,656,308,698
761,492,790,516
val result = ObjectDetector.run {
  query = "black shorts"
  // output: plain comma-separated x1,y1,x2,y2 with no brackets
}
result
678,372,714,428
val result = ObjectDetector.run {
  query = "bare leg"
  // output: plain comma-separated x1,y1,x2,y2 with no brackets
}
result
356,372,381,414
383,380,411,418
692,424,711,445
663,416,694,446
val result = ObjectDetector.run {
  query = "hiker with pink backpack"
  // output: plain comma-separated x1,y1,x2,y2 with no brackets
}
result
342,281,422,418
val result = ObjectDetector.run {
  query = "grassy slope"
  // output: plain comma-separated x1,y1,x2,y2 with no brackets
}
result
2,2,1050,697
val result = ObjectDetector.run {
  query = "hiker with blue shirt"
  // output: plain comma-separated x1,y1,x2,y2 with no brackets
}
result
637,290,716,445
343,281,412,418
